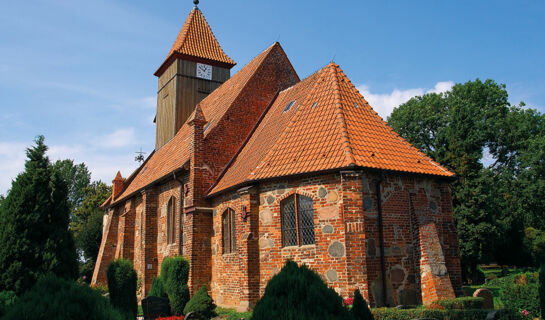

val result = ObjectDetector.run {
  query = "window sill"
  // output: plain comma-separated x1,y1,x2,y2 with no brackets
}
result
281,244,316,250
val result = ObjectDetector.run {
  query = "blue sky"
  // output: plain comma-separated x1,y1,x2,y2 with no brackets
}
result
1,0,544,195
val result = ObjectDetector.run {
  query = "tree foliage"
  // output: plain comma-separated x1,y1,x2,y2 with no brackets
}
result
52,159,91,211
0,136,78,295
388,79,545,277
351,289,373,320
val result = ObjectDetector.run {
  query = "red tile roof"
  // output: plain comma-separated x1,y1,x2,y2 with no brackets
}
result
209,63,454,195
155,8,235,76
113,43,288,204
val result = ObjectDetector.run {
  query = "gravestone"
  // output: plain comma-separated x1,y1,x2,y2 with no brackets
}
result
142,296,170,320
473,288,494,309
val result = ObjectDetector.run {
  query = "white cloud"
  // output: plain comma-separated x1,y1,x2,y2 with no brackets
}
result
0,142,27,195
356,81,454,119
100,128,137,148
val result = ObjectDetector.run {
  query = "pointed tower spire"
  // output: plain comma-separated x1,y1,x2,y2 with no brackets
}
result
154,5,235,76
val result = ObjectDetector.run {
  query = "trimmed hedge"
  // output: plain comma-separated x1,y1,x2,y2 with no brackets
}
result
372,308,517,320
183,286,216,319
2,274,125,320
252,260,351,320
148,277,167,298
432,297,484,310
161,256,190,316
107,259,138,319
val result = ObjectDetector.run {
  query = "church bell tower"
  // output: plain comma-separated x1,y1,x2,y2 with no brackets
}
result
154,1,236,150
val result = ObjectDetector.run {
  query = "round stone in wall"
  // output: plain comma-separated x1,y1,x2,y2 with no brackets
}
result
266,195,275,205
328,241,345,258
326,269,338,282
260,208,273,226
318,187,328,198
327,190,339,203
322,224,334,234
363,197,374,211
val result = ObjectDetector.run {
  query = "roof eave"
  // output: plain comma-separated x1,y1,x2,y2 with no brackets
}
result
154,52,236,77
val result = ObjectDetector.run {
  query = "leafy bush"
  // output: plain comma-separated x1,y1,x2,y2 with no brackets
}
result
0,290,17,316
500,272,540,319
432,297,484,310
252,260,350,320
107,259,137,318
215,307,252,320
539,262,545,318
372,308,503,320
351,289,373,320
2,274,125,320
161,256,190,315
183,286,216,319
149,277,167,298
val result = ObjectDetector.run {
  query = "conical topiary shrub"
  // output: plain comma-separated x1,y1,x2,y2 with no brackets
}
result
351,289,373,320
107,259,137,318
183,286,216,319
148,277,167,298
252,260,350,320
161,256,190,315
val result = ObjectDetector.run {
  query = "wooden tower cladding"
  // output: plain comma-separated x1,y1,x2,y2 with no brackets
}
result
154,7,236,150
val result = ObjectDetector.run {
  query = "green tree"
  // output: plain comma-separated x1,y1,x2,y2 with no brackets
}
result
0,136,78,295
350,289,373,320
183,286,217,319
52,159,91,211
388,79,545,275
107,259,137,319
72,181,111,280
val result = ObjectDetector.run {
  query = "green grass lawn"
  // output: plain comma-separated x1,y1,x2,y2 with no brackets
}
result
215,307,252,320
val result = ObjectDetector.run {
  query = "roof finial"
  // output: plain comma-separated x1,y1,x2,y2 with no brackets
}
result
193,0,199,8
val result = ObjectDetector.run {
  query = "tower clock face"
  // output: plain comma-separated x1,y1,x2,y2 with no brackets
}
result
196,63,212,80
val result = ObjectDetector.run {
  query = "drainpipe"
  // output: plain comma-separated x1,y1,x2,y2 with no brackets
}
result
173,171,185,255
375,171,387,307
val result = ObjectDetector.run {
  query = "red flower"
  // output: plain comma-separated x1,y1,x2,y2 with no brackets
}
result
155,316,184,320
344,297,354,306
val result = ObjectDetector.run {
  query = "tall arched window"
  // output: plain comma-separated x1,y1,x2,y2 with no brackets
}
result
167,196,176,244
281,194,315,247
222,208,236,254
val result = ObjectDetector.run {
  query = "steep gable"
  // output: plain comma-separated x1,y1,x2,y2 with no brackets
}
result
112,43,298,204
209,63,453,196
155,8,235,76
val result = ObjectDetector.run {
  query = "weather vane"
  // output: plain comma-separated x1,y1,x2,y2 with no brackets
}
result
135,148,146,164
193,0,199,8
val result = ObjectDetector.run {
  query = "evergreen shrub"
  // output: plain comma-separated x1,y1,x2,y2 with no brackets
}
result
372,308,503,320
2,274,125,320
183,286,216,319
351,289,373,320
0,290,17,317
107,259,137,319
500,272,540,319
149,277,167,298
251,260,350,320
539,262,545,318
161,256,190,315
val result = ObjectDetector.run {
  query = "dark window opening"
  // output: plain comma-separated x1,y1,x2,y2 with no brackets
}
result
281,194,315,247
222,208,236,254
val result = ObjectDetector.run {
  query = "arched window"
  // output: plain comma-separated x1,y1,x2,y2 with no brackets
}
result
167,196,176,244
222,208,236,254
281,194,315,247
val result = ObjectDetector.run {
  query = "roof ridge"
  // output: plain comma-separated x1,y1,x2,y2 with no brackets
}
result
331,64,357,167
202,42,285,139
250,65,329,178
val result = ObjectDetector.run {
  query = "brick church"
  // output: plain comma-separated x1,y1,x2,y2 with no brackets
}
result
92,2,462,311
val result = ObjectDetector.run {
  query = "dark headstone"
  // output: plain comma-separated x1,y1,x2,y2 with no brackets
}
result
429,201,438,213
142,296,170,320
